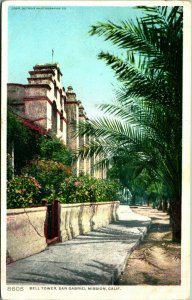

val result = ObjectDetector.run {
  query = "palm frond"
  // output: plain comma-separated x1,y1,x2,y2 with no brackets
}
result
89,19,162,58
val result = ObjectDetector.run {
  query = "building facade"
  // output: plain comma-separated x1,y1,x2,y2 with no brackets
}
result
7,63,106,178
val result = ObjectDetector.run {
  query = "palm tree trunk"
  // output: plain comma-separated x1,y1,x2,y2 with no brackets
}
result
158,199,163,211
169,199,181,243
162,198,168,212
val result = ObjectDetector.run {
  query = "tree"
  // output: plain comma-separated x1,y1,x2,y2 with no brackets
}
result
7,111,73,177
77,7,182,242
37,135,72,166
7,111,41,176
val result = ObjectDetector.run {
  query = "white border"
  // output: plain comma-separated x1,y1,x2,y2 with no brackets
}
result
1,1,191,300
1,0,188,7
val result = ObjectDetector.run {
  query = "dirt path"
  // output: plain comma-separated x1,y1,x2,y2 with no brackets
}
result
118,206,181,285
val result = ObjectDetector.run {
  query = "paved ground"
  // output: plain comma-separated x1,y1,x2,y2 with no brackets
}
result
7,205,151,285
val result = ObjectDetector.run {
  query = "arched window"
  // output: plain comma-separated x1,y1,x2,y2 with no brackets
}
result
57,70,60,82
54,82,57,99
52,101,57,134
60,90,62,107
60,110,63,132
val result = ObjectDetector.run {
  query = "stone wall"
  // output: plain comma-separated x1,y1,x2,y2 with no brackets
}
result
59,201,119,242
7,207,47,263
7,201,119,263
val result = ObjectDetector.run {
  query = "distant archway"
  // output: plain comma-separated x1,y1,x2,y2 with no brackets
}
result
60,110,63,132
52,101,57,134
60,90,63,108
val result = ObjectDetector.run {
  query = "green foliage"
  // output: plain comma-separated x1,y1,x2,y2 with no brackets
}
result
78,7,182,201
8,167,119,208
7,111,40,174
77,8,183,240
7,176,41,208
59,174,119,204
38,136,72,166
7,112,73,178
107,154,144,189
7,111,30,145
20,136,73,203
21,160,72,200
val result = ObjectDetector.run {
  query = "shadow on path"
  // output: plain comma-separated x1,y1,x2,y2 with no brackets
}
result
7,208,150,285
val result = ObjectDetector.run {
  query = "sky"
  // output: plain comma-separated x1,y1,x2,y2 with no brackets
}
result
8,5,143,118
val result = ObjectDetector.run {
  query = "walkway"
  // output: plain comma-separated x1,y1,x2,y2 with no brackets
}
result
7,205,151,285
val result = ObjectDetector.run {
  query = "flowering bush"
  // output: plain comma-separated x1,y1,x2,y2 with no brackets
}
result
59,174,119,204
7,173,119,208
7,176,41,208
21,160,72,200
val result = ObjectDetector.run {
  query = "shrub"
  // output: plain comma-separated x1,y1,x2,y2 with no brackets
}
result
7,176,41,208
38,136,73,166
7,111,41,174
60,175,95,203
22,160,72,200
7,112,73,178
59,174,119,204
93,178,119,202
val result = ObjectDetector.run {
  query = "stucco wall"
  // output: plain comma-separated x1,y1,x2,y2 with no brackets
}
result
7,84,25,105
59,202,119,242
25,99,48,128
25,86,48,97
28,78,52,85
7,207,47,263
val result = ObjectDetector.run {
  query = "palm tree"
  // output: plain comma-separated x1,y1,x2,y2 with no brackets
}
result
77,6,182,242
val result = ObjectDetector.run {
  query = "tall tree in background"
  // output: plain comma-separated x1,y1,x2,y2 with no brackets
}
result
78,7,183,242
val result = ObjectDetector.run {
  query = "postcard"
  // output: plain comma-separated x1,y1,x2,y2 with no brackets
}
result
1,1,191,299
